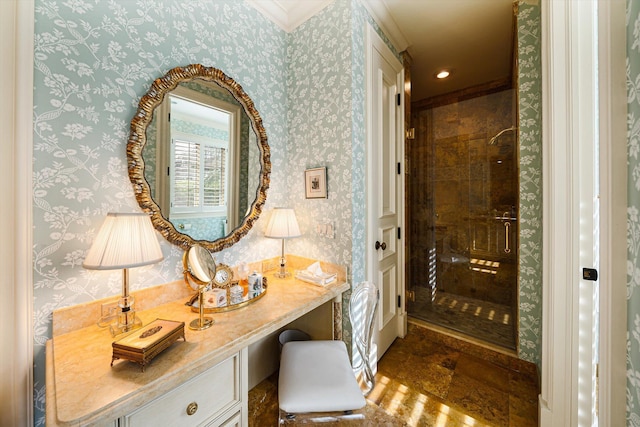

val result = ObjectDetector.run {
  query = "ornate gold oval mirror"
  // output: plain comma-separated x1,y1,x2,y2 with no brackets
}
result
128,64,270,252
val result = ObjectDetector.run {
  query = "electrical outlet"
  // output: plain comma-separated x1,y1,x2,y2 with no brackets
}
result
316,221,335,238
101,301,119,318
325,223,334,239
316,221,335,239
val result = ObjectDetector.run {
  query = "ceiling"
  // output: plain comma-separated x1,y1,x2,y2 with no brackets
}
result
247,0,515,102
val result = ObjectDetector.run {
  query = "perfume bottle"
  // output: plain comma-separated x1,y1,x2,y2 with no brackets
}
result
238,262,249,297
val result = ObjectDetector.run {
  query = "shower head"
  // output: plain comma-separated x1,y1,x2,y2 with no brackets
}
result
488,126,517,145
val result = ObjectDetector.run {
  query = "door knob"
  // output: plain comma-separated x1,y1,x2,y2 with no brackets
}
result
375,241,387,250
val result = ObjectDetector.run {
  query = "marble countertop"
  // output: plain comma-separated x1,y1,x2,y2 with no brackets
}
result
46,271,349,426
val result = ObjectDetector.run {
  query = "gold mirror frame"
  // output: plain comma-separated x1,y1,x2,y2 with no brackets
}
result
127,64,271,252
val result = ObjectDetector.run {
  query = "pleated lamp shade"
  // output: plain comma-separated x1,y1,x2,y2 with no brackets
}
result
83,213,164,270
264,208,301,239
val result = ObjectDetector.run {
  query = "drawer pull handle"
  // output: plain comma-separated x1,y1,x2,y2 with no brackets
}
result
186,402,198,416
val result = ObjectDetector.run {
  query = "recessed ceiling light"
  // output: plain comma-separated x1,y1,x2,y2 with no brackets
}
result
435,70,450,79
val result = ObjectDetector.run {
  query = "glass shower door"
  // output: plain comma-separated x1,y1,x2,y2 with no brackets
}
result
408,89,518,350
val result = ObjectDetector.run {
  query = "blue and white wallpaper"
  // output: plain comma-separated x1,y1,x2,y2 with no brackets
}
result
285,0,354,269
516,1,543,368
285,0,393,282
627,0,640,424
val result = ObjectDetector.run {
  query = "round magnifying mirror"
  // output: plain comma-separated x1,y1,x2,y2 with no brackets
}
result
187,245,217,285
184,245,215,330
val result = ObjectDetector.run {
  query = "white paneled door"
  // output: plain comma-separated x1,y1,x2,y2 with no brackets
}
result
539,0,628,425
365,24,405,358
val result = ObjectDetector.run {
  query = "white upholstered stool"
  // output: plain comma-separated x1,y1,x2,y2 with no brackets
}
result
278,340,366,414
277,282,379,424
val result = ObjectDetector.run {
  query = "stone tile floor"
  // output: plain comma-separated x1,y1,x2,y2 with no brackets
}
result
248,323,538,426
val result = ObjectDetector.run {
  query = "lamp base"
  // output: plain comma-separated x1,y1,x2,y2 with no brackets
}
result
273,271,290,279
274,259,289,279
110,273,143,337
110,310,143,337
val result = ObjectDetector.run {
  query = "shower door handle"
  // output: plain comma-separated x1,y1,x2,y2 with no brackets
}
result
375,241,387,251
504,221,511,254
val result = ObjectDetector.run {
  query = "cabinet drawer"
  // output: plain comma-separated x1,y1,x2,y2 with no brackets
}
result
204,409,242,427
124,352,241,426
218,410,242,427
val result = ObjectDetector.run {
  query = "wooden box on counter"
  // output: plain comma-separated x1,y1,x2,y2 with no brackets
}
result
111,318,186,371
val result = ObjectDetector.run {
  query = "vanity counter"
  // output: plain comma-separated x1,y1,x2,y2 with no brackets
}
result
46,272,349,426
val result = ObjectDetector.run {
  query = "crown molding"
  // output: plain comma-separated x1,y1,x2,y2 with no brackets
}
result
360,0,409,52
246,0,334,32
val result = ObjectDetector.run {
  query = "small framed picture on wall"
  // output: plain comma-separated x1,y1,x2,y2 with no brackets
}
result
305,167,328,199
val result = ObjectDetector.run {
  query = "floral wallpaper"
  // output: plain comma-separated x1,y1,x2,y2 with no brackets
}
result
32,1,287,424
627,0,640,423
171,117,229,141
286,0,354,271
516,1,543,367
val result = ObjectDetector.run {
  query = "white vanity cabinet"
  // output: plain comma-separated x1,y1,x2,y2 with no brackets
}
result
121,348,247,427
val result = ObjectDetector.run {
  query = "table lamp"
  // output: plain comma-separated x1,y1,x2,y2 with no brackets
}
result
265,208,301,278
83,212,164,336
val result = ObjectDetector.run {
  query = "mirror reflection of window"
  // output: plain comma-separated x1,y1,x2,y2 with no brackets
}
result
155,83,241,239
171,138,227,212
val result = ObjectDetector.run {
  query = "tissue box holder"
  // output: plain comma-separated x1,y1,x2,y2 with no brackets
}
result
295,271,337,286
111,318,185,372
